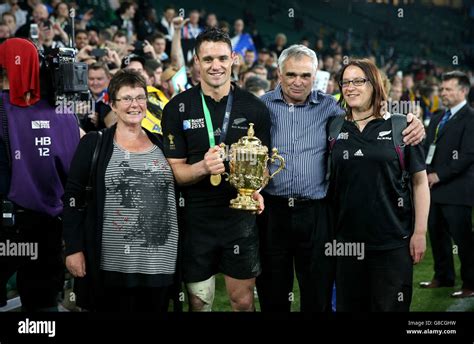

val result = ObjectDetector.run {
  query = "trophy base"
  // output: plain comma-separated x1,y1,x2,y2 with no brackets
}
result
229,189,259,211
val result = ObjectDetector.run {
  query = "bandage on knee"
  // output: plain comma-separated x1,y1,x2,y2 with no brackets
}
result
187,275,216,312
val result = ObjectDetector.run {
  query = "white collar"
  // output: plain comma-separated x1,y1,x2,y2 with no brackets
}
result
449,100,467,117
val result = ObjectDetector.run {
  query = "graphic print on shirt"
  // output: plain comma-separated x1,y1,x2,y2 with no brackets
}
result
108,159,172,249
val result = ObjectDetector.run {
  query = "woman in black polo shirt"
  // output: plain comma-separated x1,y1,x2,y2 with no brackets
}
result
327,59,430,311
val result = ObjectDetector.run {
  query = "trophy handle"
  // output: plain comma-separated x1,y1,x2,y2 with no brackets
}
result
222,171,229,181
268,148,285,179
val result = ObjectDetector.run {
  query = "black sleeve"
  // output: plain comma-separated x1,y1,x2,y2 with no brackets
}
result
161,98,188,159
253,100,272,149
407,142,426,175
436,115,474,182
62,132,97,256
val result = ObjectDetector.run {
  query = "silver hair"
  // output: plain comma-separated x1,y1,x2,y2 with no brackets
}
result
278,44,318,74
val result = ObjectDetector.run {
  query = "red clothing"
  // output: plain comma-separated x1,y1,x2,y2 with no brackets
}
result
0,38,40,107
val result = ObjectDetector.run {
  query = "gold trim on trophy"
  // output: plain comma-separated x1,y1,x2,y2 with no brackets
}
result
222,123,285,211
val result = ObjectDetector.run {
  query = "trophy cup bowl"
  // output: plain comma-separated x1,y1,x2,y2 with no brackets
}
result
222,123,285,211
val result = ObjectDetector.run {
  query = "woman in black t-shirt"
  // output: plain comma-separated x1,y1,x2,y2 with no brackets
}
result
327,59,430,311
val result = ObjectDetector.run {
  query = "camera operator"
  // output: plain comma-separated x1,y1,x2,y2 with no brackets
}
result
0,38,81,311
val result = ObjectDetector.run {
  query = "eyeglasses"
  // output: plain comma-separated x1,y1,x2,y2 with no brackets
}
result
339,78,369,88
113,95,147,105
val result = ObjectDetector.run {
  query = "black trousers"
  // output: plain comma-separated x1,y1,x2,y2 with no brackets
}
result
336,245,413,312
96,285,171,312
428,203,474,289
0,209,64,311
256,193,334,312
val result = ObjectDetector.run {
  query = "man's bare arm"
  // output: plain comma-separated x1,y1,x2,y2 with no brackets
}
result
167,146,225,186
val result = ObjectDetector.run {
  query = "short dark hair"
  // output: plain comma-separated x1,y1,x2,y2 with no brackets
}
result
118,1,133,15
2,12,16,23
75,29,87,38
195,28,232,57
442,71,470,90
144,59,162,77
113,31,127,41
108,70,147,106
149,32,165,42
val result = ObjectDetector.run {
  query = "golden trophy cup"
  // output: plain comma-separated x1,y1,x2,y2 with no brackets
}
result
221,123,285,211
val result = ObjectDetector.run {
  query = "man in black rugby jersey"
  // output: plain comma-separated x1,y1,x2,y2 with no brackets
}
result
162,28,271,311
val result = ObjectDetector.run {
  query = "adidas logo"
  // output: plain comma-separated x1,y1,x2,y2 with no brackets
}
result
354,149,364,157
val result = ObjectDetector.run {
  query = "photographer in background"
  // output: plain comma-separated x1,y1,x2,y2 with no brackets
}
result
0,38,81,311
14,3,48,39
36,19,65,56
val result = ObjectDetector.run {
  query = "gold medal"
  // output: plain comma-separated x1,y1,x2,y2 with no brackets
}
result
210,174,222,186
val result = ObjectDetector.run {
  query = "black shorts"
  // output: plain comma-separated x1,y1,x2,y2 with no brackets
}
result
181,205,260,283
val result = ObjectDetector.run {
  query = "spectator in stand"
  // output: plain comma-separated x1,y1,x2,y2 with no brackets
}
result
112,1,135,42
243,50,256,70
181,9,203,63
322,55,335,73
75,29,89,50
402,73,416,102
420,83,441,126
389,80,403,102
37,19,65,55
160,67,179,100
15,3,48,39
205,13,218,29
182,9,202,40
244,75,269,97
149,32,169,62
251,64,268,81
157,5,176,42
86,62,113,131
2,11,16,36
268,33,287,57
51,2,70,34
113,31,130,58
87,27,99,48
186,58,201,88
0,22,10,38
0,0,27,30
145,59,163,88
231,19,256,60
136,6,158,41
218,20,230,34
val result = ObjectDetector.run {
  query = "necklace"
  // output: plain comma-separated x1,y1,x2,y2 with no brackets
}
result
350,114,374,129
352,114,374,122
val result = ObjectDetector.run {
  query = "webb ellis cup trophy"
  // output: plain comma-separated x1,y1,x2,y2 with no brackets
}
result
214,123,285,211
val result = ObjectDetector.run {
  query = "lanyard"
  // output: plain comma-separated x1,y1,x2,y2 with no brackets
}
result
200,89,234,147
434,125,441,143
